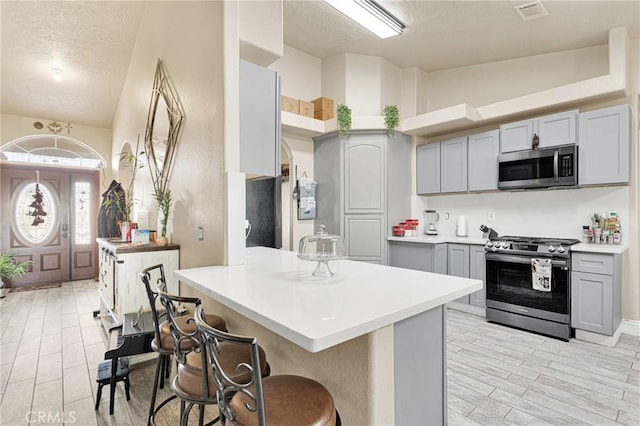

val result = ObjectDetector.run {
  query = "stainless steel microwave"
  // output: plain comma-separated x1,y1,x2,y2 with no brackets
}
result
498,145,578,190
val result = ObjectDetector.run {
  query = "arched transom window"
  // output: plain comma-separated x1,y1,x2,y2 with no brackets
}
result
1,135,106,169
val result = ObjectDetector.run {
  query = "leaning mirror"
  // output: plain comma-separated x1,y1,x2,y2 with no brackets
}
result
144,59,185,184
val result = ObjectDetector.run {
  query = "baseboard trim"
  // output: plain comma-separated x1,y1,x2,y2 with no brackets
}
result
575,325,622,347
447,302,486,317
620,319,640,337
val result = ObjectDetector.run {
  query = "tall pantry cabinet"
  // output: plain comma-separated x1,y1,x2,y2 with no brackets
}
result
313,131,412,264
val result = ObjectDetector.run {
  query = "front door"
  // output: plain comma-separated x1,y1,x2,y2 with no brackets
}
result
0,164,98,286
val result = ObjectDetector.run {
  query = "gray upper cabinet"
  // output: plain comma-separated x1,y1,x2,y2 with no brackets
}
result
416,143,441,195
440,137,468,193
314,131,411,265
239,60,280,177
500,110,577,153
344,139,385,213
578,105,630,186
447,244,470,304
468,130,499,192
469,246,486,307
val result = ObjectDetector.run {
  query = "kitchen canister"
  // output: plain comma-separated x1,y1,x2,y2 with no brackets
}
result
456,215,468,237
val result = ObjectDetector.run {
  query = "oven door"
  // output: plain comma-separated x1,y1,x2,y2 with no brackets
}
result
486,253,570,318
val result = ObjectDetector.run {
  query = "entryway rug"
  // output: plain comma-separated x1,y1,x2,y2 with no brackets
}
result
9,283,62,293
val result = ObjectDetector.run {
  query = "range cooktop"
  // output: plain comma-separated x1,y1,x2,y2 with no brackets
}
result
485,235,580,258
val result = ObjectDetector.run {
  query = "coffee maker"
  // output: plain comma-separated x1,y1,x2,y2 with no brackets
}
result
424,210,439,235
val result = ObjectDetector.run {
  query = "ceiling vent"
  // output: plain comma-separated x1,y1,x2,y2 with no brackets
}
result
514,1,548,21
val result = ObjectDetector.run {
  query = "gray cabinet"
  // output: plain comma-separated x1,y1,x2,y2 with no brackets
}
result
447,244,470,304
578,105,630,186
345,215,384,262
239,60,280,177
440,137,468,193
344,139,385,213
389,241,434,272
416,143,440,195
314,131,411,265
500,110,577,153
571,252,622,336
468,130,499,192
469,246,486,307
434,244,448,275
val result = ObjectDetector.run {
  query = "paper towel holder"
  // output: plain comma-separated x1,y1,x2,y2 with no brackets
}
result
456,215,468,237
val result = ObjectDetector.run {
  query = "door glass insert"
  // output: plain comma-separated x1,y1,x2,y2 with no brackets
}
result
74,181,91,244
14,182,57,244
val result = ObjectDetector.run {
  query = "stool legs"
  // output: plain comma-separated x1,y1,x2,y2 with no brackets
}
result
148,353,175,425
95,384,103,410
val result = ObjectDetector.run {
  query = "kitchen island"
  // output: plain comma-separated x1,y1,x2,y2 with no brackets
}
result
175,247,481,425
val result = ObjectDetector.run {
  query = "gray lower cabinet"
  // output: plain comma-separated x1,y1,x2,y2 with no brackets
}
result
469,246,486,307
571,252,622,335
434,244,448,275
239,60,280,177
447,244,470,304
314,131,411,265
578,104,630,186
389,241,434,272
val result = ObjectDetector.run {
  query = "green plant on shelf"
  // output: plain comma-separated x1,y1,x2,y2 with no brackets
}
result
336,104,352,139
384,105,399,136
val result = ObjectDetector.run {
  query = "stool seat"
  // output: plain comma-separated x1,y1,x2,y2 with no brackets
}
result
95,358,131,414
154,314,227,352
229,375,336,426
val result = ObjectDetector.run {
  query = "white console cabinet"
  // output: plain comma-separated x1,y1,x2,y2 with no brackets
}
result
97,238,179,328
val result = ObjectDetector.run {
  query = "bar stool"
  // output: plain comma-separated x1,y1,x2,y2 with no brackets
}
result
193,305,340,426
158,290,271,426
140,264,227,426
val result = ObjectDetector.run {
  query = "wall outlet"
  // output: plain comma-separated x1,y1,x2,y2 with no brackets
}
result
488,211,496,222
197,226,204,241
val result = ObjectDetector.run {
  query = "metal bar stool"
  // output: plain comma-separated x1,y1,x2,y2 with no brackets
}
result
194,305,340,426
158,290,271,426
140,264,227,426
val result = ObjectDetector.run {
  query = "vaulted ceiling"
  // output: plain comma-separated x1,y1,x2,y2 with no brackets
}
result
1,1,638,130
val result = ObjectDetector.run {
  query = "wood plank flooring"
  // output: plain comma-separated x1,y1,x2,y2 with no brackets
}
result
1,281,638,425
446,309,640,426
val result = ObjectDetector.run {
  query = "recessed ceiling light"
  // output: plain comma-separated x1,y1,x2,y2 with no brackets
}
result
51,68,64,81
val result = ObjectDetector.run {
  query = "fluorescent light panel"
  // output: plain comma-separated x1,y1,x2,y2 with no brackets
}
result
324,0,405,39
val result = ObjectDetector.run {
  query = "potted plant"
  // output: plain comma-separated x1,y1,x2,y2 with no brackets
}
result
0,252,31,298
153,185,172,246
384,105,400,136
336,104,352,138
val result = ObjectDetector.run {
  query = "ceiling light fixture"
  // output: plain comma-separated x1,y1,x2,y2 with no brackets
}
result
323,0,405,39
51,68,64,81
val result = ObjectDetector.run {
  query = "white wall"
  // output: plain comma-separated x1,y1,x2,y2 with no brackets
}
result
345,54,381,116
269,45,322,101
418,44,609,114
1,113,113,186
415,187,628,241
321,54,346,106
239,0,283,66
112,1,226,268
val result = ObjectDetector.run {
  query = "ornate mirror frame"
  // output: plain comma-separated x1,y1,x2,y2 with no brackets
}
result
144,59,185,185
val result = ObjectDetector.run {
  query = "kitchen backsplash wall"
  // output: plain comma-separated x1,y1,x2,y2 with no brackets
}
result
414,186,628,240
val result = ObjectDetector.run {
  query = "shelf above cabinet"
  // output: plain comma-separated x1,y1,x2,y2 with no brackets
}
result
281,112,388,138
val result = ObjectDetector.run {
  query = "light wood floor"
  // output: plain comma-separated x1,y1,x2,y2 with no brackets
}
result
446,309,640,426
1,281,638,425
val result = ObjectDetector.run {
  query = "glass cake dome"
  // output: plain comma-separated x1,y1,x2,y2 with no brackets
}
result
297,225,347,277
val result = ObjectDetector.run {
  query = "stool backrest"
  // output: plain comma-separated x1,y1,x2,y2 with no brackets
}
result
139,264,168,350
194,305,266,426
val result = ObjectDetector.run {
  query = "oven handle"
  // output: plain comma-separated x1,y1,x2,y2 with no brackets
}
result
486,252,569,268
553,150,559,182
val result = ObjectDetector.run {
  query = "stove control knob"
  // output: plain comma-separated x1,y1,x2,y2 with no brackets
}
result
548,245,556,252
557,246,566,253
486,241,493,248
501,241,510,249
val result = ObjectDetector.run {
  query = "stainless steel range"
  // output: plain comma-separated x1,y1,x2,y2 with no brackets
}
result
484,235,580,340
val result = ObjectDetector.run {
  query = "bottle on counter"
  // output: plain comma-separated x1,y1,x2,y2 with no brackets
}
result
582,226,590,243
614,224,621,244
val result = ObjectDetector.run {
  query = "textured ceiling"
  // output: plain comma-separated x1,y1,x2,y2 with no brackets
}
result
1,1,145,129
1,1,638,130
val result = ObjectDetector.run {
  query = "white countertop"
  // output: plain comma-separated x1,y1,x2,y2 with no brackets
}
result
571,243,628,254
388,235,487,245
174,247,481,353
